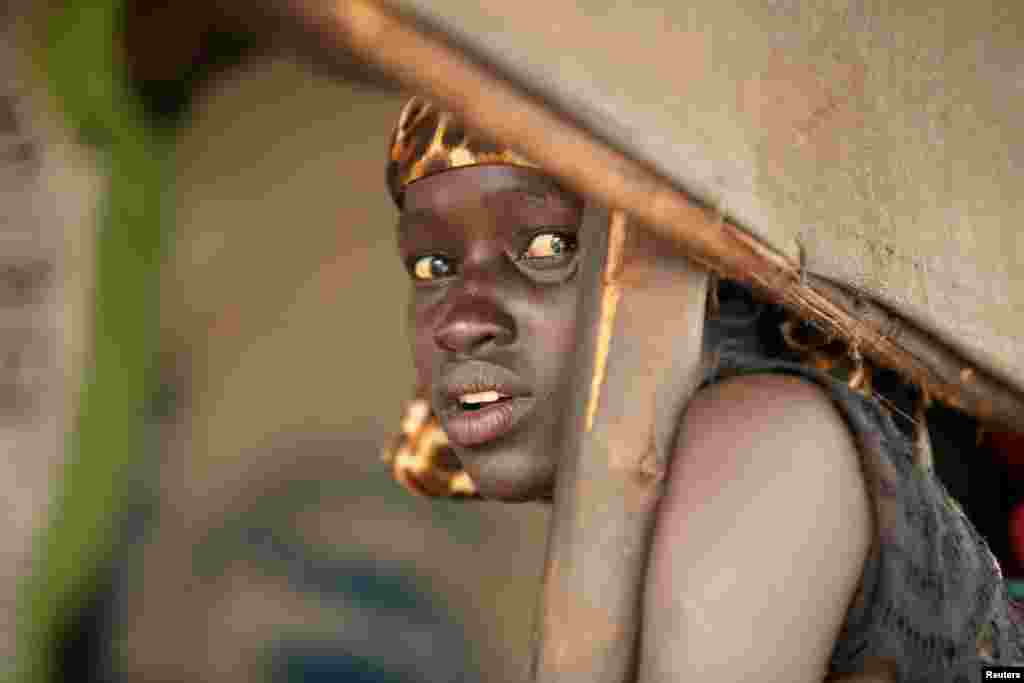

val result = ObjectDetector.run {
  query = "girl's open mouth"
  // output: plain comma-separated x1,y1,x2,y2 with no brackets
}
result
457,390,513,411
443,395,536,447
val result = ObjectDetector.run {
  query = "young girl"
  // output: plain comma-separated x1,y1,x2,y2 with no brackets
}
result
382,96,1024,682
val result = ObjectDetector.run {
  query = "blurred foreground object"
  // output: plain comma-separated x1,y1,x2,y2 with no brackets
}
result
11,1,169,681
1,7,99,680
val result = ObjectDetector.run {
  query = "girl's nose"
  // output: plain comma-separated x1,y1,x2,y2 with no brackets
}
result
434,297,515,355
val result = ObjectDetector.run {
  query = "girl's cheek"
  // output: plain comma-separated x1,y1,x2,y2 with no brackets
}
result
412,336,433,389
555,318,577,356
410,298,444,390
531,317,578,383
547,291,580,357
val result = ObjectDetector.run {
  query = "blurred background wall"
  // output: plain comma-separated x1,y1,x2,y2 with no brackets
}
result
108,56,550,682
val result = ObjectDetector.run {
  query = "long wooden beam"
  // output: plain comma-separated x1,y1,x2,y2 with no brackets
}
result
280,0,1024,433
526,208,709,683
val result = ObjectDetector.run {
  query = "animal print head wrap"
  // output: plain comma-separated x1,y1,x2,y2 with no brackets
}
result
386,96,539,209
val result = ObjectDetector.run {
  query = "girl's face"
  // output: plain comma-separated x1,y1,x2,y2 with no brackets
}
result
398,165,586,502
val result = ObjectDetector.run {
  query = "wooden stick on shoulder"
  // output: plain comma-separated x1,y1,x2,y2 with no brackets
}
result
528,208,709,683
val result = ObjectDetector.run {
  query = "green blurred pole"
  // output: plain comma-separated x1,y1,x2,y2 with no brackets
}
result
16,3,169,682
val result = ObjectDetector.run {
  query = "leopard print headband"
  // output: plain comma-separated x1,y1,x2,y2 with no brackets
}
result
386,96,539,208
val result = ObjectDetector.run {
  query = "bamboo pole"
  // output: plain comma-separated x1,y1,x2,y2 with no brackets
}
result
278,0,1024,433
526,208,709,683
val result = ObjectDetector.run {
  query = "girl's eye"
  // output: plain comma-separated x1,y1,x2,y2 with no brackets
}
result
411,255,454,281
521,232,577,261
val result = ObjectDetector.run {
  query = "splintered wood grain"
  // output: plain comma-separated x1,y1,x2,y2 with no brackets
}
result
585,210,627,432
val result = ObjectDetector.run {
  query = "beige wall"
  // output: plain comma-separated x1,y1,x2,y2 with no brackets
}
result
121,57,549,682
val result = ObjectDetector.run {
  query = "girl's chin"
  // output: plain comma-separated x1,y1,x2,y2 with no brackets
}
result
470,472,547,502
459,452,554,503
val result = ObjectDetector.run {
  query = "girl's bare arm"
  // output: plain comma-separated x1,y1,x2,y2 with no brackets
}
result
636,373,877,682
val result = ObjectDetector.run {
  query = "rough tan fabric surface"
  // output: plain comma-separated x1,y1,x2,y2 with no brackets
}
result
399,0,1024,398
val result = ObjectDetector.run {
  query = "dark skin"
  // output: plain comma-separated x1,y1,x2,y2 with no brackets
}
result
397,164,585,502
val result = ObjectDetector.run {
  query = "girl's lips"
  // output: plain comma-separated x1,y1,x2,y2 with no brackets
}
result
441,396,537,447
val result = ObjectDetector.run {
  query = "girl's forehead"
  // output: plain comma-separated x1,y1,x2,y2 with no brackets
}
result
403,165,578,213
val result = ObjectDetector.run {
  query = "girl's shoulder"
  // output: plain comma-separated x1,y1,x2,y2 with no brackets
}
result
696,348,1023,681
639,371,874,682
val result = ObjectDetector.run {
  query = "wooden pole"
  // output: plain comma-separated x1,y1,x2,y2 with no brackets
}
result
273,0,1024,433
527,207,709,682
